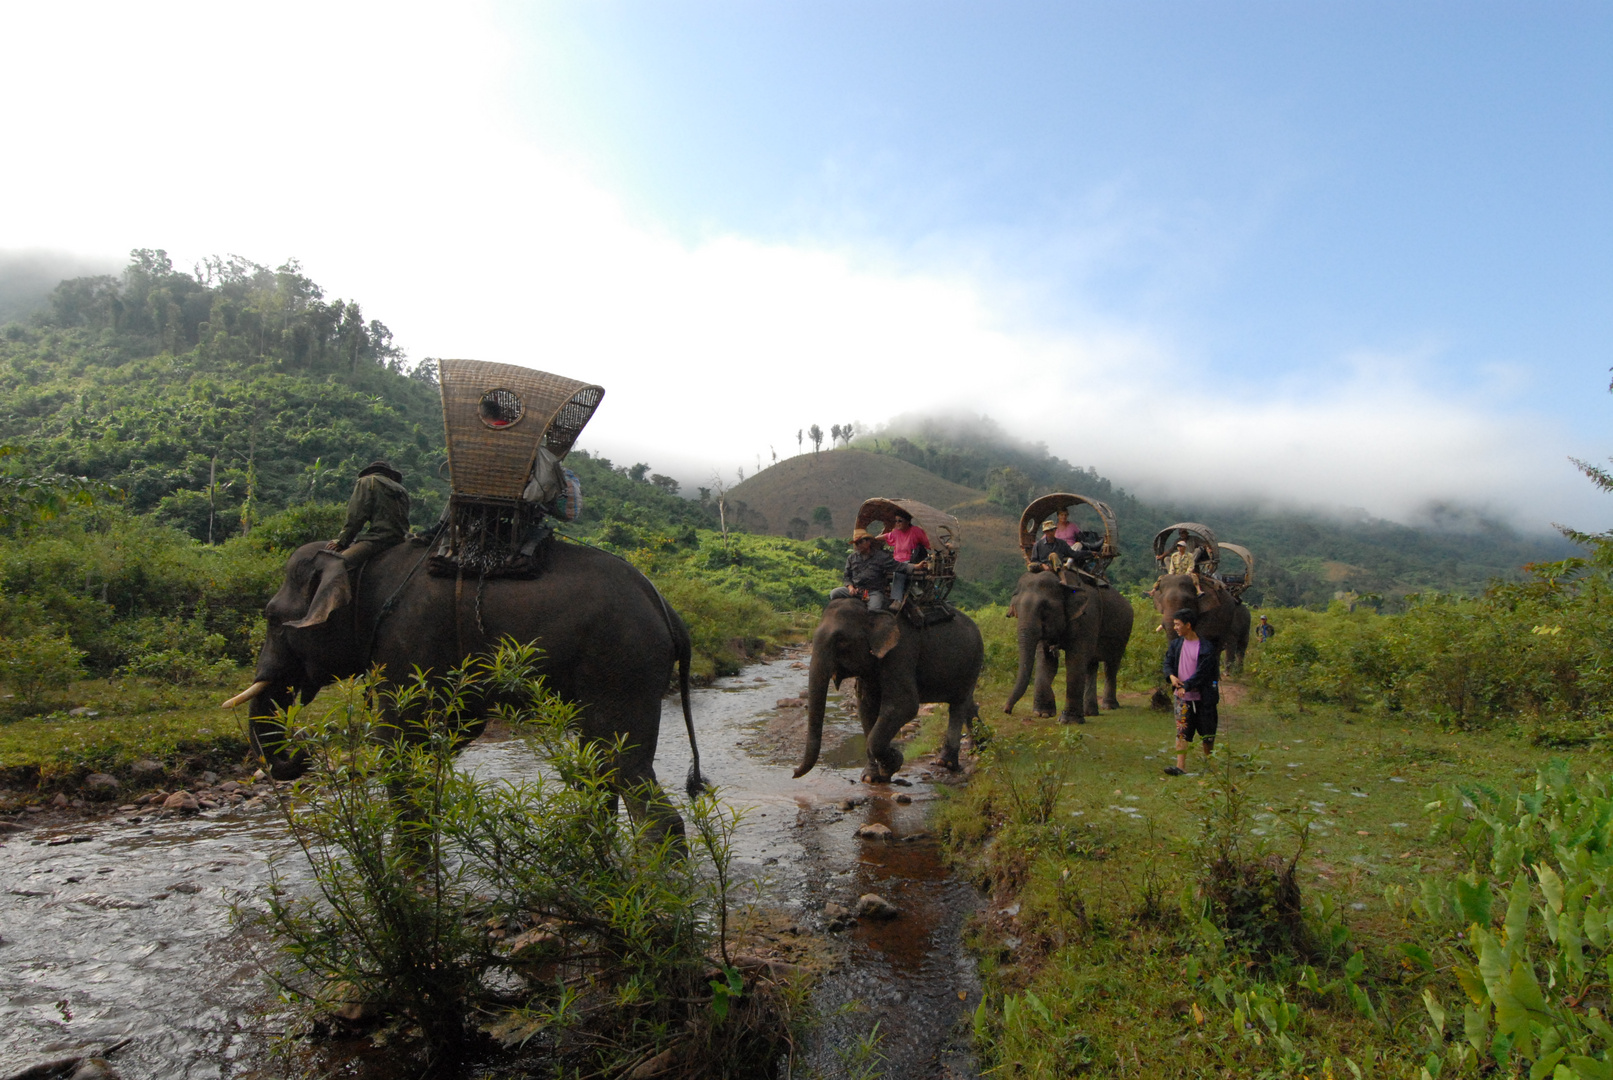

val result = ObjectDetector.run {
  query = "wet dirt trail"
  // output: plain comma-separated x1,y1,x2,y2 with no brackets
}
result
0,648,980,1078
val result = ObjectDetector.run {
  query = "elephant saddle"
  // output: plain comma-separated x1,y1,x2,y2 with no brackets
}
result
902,598,958,628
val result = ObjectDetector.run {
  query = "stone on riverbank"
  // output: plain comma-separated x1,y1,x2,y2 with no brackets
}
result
854,822,893,841
130,759,164,777
83,773,120,797
856,893,900,919
162,792,200,812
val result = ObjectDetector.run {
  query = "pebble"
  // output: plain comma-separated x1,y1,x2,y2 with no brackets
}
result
67,706,100,717
894,793,912,804
83,773,120,794
856,893,900,919
775,698,805,709
854,823,893,841
162,792,200,812
130,759,164,777
51,793,70,808
70,1059,120,1080
839,796,867,811
199,771,219,785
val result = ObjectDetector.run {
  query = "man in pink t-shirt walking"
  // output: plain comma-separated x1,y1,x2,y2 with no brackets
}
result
1161,607,1220,776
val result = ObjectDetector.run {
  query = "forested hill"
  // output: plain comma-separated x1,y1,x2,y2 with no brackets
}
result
844,415,1577,606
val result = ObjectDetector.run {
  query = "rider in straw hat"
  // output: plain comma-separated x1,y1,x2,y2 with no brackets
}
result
288,460,411,628
829,520,896,611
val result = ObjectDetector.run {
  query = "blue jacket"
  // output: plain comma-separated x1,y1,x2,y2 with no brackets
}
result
1162,635,1220,706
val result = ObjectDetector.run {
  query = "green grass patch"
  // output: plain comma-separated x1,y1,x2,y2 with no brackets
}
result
0,671,252,787
939,669,1609,1078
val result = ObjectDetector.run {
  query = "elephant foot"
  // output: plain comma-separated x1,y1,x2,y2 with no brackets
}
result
1058,712,1085,725
1002,705,1014,715
1031,709,1053,719
938,745,962,772
861,769,893,785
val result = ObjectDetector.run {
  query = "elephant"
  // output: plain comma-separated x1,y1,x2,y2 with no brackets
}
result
1223,600,1252,672
227,538,705,835
1152,573,1238,647
1003,571,1134,723
793,598,983,782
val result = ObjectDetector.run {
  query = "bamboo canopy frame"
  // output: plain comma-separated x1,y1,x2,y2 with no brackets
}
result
1216,542,1255,599
438,359,605,502
1017,493,1120,575
853,498,961,603
1153,522,1220,574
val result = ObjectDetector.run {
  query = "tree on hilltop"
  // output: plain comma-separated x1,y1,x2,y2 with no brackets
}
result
808,424,823,455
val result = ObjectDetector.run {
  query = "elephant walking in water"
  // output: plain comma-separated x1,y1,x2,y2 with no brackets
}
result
794,598,983,782
1003,571,1134,723
226,539,706,836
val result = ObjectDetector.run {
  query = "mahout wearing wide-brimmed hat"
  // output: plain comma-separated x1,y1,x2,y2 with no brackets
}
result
358,460,403,483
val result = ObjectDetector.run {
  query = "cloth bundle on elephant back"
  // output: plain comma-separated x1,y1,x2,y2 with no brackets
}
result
430,359,604,579
794,598,984,780
1017,493,1120,583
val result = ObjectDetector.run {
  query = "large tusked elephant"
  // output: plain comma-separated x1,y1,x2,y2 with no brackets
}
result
794,599,983,782
229,539,705,832
1003,571,1134,723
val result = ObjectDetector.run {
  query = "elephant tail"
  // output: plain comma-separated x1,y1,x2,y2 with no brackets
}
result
644,577,708,798
676,623,707,798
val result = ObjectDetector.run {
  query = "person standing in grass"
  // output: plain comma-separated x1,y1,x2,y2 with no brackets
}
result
1256,614,1275,643
1162,607,1219,776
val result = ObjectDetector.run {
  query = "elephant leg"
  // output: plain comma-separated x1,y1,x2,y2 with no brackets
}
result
854,677,882,735
616,759,689,846
1060,651,1090,725
1102,659,1122,711
864,692,916,783
938,696,978,772
1083,659,1101,716
1032,645,1059,718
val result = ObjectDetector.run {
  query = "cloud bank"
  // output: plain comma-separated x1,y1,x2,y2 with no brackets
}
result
0,2,1601,532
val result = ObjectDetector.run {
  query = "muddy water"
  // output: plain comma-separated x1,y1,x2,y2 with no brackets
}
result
0,651,979,1078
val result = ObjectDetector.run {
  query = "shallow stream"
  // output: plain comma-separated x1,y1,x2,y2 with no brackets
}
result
0,650,979,1078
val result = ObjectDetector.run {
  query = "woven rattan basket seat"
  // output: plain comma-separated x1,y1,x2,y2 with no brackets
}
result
438,359,604,500
1017,493,1119,576
1216,542,1254,598
853,498,960,604
1153,522,1219,573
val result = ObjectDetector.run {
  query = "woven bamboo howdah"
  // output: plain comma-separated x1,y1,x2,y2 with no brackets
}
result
438,359,604,499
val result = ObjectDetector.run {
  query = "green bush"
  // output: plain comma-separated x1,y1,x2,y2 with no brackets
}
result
251,643,792,1072
0,631,84,712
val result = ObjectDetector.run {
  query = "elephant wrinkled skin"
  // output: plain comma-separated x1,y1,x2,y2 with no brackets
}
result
238,540,704,833
795,599,983,782
1152,573,1237,647
1003,571,1134,723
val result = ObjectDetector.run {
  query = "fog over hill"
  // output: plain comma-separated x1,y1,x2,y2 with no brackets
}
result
720,413,1578,607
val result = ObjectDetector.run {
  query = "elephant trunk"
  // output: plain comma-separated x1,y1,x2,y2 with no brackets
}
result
1004,622,1037,713
794,645,834,778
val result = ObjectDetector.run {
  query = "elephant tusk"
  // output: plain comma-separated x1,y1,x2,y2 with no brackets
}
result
221,680,271,709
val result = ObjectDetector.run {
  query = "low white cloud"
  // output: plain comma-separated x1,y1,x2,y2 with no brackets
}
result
0,2,1601,533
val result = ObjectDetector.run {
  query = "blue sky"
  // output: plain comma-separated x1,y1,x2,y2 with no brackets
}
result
512,2,1611,416
1,2,1609,527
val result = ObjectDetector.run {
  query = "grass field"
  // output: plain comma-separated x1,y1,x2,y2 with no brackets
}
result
934,626,1607,1078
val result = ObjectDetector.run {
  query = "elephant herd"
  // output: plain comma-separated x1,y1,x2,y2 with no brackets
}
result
226,521,1241,832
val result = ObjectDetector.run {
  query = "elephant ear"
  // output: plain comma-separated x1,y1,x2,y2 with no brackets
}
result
1064,587,1092,622
867,613,901,659
1197,585,1222,614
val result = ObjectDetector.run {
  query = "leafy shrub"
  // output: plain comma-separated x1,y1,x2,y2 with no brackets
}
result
250,502,347,553
252,643,791,1072
0,630,84,712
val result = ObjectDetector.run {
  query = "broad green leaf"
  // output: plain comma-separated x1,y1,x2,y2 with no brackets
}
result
1568,1055,1613,1080
1539,864,1566,913
1401,942,1436,972
1506,876,1533,950
1465,1004,1489,1055
1345,950,1366,979
1458,877,1494,926
1423,988,1447,1033
1531,1048,1566,1080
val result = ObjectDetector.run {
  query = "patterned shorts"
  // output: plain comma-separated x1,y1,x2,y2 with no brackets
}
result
1174,697,1218,743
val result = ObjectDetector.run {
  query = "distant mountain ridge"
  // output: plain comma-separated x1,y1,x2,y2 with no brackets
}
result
729,416,1576,607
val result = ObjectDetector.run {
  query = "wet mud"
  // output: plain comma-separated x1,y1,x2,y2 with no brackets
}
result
0,648,980,1078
